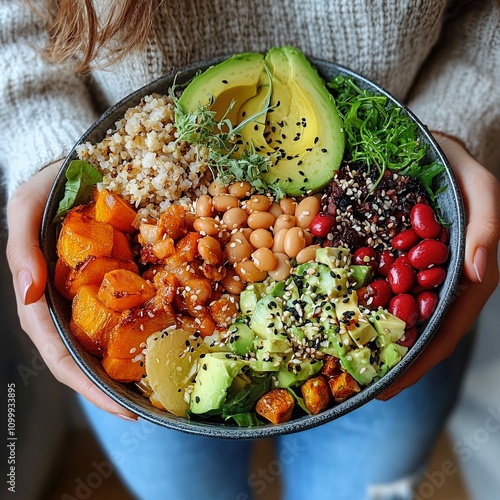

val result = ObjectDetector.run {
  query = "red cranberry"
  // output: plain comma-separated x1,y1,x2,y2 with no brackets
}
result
391,229,421,251
387,262,417,294
417,267,446,289
411,204,442,239
358,279,393,309
353,247,378,274
398,326,419,348
389,294,419,328
378,250,395,277
309,213,336,238
417,291,439,321
408,239,449,270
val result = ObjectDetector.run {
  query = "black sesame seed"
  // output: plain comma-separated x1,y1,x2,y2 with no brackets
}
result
254,124,259,131
195,396,200,403
222,79,228,84
297,160,303,165
321,148,328,153
242,111,246,117
298,170,305,176
314,136,319,144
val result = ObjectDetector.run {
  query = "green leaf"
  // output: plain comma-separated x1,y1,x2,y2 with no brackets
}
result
54,160,102,221
286,387,311,415
224,412,264,427
220,374,272,418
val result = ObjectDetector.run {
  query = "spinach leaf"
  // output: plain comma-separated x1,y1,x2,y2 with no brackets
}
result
287,387,311,415
225,412,264,427
54,160,102,221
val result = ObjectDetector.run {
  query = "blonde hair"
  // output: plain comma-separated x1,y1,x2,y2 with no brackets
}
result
30,0,159,72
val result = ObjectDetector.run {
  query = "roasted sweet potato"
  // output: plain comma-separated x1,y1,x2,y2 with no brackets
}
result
158,204,186,240
72,284,121,349
152,237,176,260
57,206,114,268
102,356,145,382
98,269,156,311
70,318,104,358
209,296,238,328
321,355,342,378
328,372,361,403
107,304,175,358
54,258,72,300
152,271,178,306
95,189,137,233
66,256,139,299
256,389,295,424
175,232,201,262
112,229,134,261
301,375,331,415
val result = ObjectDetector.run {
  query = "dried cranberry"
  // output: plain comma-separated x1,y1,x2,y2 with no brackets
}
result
309,213,336,238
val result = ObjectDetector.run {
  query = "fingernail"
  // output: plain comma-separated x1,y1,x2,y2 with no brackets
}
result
18,269,33,305
473,247,488,283
116,413,137,422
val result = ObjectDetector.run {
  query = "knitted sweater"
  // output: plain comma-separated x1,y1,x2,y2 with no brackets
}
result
1,0,499,197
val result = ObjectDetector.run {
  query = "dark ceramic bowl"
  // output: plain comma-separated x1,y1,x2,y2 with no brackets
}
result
40,57,465,438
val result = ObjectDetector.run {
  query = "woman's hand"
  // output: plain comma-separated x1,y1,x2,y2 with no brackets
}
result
378,133,500,400
6,161,137,420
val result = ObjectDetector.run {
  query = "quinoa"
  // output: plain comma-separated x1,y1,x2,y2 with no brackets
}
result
77,94,211,218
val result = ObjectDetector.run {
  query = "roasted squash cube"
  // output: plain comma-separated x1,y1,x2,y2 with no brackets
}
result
95,189,137,233
112,229,134,261
321,355,342,378
301,375,331,415
328,372,361,403
70,318,104,358
98,269,156,311
256,389,295,424
102,356,145,382
158,204,186,240
54,258,72,300
72,284,121,350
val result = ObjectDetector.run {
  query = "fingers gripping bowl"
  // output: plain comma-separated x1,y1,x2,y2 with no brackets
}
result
41,49,465,438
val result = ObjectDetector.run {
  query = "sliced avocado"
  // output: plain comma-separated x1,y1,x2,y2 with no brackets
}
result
349,265,372,289
250,295,283,339
258,47,345,195
178,52,265,125
228,321,255,356
239,282,267,315
380,343,408,368
316,247,352,270
370,310,406,347
190,353,245,414
340,347,378,386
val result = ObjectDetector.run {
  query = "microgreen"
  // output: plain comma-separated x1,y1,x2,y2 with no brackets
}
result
328,76,446,202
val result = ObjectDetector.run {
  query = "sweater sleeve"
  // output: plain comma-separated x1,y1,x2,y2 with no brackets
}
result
0,1,98,198
407,0,500,175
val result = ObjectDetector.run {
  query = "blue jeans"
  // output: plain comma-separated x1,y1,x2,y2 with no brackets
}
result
81,334,471,500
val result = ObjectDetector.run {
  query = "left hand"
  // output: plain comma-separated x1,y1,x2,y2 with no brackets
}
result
378,132,500,400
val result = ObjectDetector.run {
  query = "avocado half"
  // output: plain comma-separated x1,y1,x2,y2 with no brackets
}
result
178,47,345,196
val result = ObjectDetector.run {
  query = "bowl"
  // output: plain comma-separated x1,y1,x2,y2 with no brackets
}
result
40,56,465,438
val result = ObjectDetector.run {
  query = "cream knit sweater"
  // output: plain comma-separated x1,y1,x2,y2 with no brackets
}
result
1,0,499,197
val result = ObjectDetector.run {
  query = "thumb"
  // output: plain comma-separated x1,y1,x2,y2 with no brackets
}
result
7,163,62,304
433,134,500,283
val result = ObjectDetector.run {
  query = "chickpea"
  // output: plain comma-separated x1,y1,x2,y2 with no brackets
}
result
245,194,272,213
296,245,321,264
269,202,282,218
228,181,252,199
212,194,239,212
279,197,297,215
193,217,221,236
195,194,213,217
225,231,253,264
208,179,229,197
221,268,246,295
252,248,277,272
272,228,288,253
198,235,223,265
247,211,275,230
240,227,253,241
273,214,297,233
222,207,247,230
284,226,307,258
268,253,292,281
295,196,320,229
249,228,273,249
235,260,268,283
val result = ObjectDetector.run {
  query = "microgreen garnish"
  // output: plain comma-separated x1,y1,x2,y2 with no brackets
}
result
328,76,446,202
171,67,285,199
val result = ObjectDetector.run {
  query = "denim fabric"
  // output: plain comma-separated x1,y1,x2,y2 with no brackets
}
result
81,333,472,500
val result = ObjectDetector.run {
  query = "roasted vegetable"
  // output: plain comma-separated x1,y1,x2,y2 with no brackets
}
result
70,318,104,358
95,189,137,233
102,356,145,382
158,204,187,240
255,388,295,424
328,372,361,403
112,229,134,261
300,375,331,415
54,258,72,300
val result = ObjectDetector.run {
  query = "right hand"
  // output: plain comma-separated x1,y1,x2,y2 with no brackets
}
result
6,161,137,421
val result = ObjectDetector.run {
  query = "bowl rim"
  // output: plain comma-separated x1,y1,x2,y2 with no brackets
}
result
41,55,465,439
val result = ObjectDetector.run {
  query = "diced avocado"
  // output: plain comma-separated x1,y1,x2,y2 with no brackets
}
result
283,281,300,305
316,247,352,269
347,315,378,347
228,321,255,356
239,282,267,315
334,291,358,318
323,331,352,357
258,47,345,195
380,343,408,368
277,370,299,388
251,350,284,372
295,262,322,288
340,347,378,386
318,266,349,297
268,280,286,298
370,310,406,347
349,265,372,289
190,353,245,414
250,295,283,339
178,52,265,125
288,359,324,382
255,337,291,353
